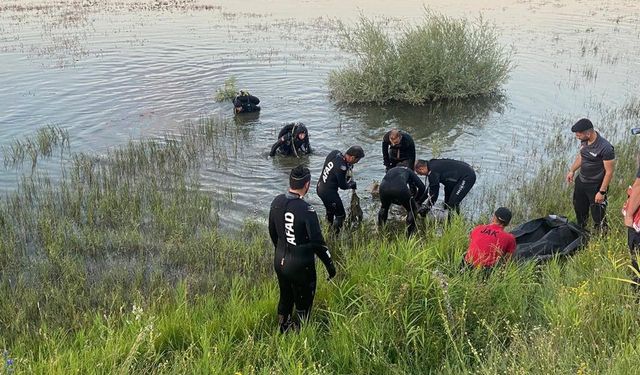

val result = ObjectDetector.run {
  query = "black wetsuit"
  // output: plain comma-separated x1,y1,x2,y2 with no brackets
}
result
269,191,336,329
316,150,356,233
421,159,476,213
378,166,426,236
233,94,261,113
573,132,614,230
269,124,311,157
382,130,416,171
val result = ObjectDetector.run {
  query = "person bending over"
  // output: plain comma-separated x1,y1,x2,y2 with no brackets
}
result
316,146,365,234
269,165,336,333
382,129,415,171
377,166,426,236
233,90,261,114
415,158,476,215
270,122,311,157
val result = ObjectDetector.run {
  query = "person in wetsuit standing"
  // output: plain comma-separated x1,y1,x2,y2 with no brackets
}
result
382,129,416,171
377,166,426,236
269,122,311,157
316,146,365,234
233,90,261,114
269,165,336,333
414,158,476,215
566,118,615,231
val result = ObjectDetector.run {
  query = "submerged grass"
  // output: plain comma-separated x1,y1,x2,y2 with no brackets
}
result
328,11,513,105
214,76,238,102
2,100,640,373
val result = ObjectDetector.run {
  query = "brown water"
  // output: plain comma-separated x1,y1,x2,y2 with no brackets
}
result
1,0,639,227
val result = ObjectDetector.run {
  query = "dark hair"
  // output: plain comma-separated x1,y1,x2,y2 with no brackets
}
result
415,159,429,170
289,165,311,189
345,146,365,159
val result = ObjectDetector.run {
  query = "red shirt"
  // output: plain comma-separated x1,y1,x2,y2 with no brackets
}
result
465,223,516,267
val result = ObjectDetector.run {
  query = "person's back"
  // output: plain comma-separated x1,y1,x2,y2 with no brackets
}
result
427,159,475,184
317,150,350,193
378,166,426,236
464,207,516,268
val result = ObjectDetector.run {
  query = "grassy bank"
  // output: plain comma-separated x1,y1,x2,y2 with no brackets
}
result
2,103,640,373
328,12,512,105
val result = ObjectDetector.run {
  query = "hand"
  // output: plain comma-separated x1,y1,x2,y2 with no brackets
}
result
625,213,634,228
327,265,336,280
566,171,574,183
594,192,605,204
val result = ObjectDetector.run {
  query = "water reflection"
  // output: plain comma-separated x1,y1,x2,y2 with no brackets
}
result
336,94,506,154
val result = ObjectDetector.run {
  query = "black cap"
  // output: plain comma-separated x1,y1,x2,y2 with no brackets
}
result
346,145,365,159
571,118,593,132
289,165,311,189
494,207,512,225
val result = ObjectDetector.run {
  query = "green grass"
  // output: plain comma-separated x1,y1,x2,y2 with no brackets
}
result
2,101,640,373
328,11,513,105
214,77,238,102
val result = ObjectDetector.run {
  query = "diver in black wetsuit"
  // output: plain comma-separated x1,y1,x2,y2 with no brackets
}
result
316,146,365,234
414,159,476,215
233,90,261,114
269,123,311,157
269,165,336,333
377,166,426,236
382,129,416,171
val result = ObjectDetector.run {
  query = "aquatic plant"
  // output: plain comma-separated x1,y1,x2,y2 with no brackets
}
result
328,11,513,104
214,77,239,102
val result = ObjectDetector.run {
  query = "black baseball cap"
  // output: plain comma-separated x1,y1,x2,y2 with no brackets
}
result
571,118,593,132
494,207,512,225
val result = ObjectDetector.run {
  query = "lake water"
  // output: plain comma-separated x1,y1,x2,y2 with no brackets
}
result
1,0,639,227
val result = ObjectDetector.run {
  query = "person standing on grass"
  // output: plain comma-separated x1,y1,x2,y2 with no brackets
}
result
317,146,365,235
566,118,615,232
269,166,336,333
414,158,476,216
382,129,416,171
463,207,516,269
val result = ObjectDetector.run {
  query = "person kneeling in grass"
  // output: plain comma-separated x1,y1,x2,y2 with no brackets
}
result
463,207,516,269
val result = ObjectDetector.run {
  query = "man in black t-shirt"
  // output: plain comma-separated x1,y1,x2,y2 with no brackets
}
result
566,118,616,231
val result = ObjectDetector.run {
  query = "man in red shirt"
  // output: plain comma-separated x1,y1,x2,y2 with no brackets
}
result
464,207,516,268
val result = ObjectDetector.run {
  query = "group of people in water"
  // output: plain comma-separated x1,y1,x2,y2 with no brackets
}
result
235,92,634,333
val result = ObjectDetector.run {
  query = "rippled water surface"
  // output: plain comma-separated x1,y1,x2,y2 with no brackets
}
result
1,0,640,227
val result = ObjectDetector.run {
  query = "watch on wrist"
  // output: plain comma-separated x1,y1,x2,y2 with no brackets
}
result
599,190,607,195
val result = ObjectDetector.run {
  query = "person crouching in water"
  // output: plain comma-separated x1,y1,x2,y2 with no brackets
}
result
377,166,426,236
317,146,365,235
269,165,336,333
269,122,311,157
233,90,260,114
463,207,516,269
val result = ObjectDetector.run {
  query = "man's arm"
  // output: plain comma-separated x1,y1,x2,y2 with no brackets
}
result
269,139,284,157
410,172,427,204
268,208,278,247
421,175,440,208
382,133,390,167
625,177,640,228
595,159,615,203
306,210,336,278
566,153,582,183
